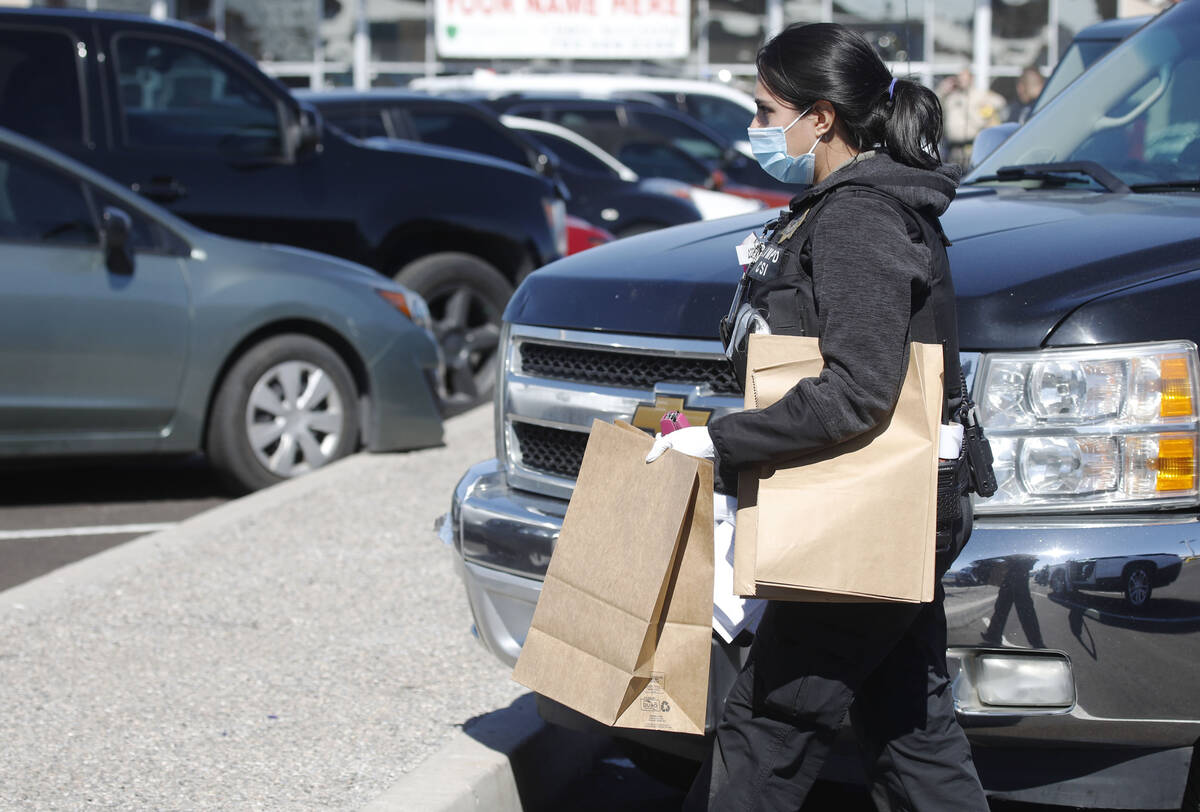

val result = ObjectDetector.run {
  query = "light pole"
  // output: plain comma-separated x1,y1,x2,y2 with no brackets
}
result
353,0,370,91
973,0,991,91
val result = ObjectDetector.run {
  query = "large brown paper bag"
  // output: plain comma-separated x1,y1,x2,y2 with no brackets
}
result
512,419,714,735
733,334,943,603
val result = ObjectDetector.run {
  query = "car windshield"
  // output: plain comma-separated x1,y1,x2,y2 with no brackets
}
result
1031,39,1120,115
967,1,1200,189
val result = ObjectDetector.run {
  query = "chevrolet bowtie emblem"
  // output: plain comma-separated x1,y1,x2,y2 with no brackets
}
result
630,395,713,434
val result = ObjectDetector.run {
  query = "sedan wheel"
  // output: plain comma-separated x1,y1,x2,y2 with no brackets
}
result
207,334,360,493
245,360,346,477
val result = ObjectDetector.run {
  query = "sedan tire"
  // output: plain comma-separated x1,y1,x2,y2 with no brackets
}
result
207,334,360,494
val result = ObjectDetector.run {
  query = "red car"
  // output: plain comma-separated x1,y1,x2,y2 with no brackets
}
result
566,215,615,254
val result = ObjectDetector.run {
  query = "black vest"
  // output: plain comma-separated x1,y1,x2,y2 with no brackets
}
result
743,182,965,421
735,182,977,563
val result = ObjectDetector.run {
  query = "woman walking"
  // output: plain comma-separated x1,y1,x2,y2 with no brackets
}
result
646,23,990,811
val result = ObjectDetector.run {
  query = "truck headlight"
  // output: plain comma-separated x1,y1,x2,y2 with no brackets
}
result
975,341,1200,513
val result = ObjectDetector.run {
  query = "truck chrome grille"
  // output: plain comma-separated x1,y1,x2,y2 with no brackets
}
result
513,422,588,478
519,341,740,395
501,327,746,499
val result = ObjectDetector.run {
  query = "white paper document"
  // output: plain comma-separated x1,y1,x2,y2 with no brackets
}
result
712,493,765,644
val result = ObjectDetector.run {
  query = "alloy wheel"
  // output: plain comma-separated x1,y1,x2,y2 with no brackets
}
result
430,287,502,413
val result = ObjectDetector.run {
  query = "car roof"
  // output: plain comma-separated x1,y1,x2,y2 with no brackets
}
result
296,89,432,103
410,72,755,109
1073,14,1151,41
500,115,637,181
295,89,500,114
466,92,662,109
477,94,734,145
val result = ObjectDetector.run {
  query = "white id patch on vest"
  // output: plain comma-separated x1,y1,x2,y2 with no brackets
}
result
735,233,763,268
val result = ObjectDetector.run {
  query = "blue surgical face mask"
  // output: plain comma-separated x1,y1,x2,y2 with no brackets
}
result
747,108,818,184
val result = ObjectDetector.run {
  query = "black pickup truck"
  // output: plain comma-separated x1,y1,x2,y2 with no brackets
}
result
0,9,565,410
449,3,1200,809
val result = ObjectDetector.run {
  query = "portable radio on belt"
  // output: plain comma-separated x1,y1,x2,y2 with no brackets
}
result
961,402,998,497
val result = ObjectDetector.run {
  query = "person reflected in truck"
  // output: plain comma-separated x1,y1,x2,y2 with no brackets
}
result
979,554,1046,648
644,23,989,811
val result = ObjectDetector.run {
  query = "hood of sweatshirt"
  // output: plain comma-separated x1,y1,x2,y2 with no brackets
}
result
790,151,960,220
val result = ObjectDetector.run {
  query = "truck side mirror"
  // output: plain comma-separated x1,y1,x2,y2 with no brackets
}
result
101,206,134,275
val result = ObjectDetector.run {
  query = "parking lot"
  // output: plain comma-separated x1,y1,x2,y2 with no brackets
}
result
3,0,1200,807
0,406,528,810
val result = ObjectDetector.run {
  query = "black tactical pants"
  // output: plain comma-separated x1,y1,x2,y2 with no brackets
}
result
683,585,988,812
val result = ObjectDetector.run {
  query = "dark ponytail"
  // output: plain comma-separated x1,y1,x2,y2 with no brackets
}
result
757,23,944,170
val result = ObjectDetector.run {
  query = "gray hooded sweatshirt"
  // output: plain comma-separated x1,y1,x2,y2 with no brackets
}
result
708,151,960,474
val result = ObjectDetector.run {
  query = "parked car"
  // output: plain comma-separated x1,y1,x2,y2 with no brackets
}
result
295,89,563,186
565,215,614,255
471,95,795,207
0,126,442,493
1047,554,1183,609
409,71,756,148
448,2,1200,807
0,9,565,412
298,91,757,236
502,116,761,235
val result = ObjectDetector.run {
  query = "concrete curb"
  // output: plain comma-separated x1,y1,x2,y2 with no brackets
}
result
362,693,607,812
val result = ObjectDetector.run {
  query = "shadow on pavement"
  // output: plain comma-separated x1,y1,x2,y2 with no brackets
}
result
0,454,226,506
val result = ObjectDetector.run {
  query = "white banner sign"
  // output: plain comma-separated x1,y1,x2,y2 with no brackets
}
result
435,0,691,59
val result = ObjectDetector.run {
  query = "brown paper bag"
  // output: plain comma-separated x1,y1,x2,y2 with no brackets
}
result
512,419,714,735
733,334,943,603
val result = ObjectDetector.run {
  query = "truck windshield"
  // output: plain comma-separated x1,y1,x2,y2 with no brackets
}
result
1031,39,1120,116
966,1,1200,190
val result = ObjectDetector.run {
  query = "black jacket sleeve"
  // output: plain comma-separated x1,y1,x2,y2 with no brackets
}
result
708,194,932,470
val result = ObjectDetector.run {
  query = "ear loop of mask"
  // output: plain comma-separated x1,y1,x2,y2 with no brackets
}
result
776,106,813,157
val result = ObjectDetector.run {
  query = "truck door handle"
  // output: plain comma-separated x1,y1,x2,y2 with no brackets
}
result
131,176,187,203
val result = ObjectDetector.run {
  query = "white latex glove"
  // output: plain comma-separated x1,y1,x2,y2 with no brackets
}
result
645,426,715,463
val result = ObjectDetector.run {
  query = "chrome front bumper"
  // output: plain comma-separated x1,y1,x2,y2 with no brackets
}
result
449,457,1200,807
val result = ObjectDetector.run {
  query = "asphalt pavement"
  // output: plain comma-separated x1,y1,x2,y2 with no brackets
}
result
0,405,524,810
